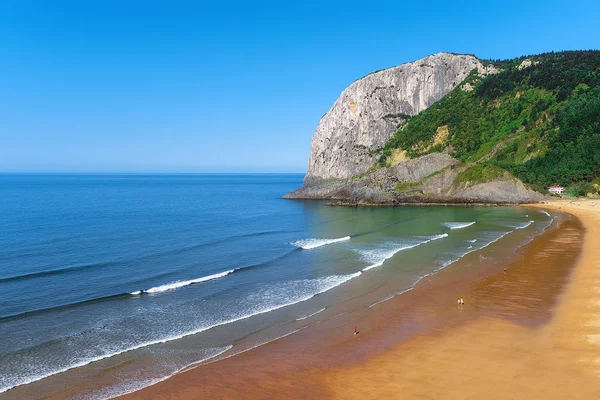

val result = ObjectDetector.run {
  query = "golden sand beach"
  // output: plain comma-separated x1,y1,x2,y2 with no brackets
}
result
324,200,600,400
113,200,600,400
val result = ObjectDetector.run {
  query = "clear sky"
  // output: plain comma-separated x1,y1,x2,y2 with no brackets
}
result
1,0,599,173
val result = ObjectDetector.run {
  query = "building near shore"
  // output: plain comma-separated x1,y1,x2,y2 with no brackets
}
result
548,185,565,194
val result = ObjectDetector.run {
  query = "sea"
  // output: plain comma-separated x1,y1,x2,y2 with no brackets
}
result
0,174,555,398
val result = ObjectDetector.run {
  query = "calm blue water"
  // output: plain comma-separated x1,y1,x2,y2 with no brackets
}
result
0,174,554,398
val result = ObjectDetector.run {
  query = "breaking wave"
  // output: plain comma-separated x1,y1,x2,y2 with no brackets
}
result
130,270,235,295
1,272,361,394
360,234,448,272
291,236,351,250
442,221,476,230
496,220,535,230
73,346,233,400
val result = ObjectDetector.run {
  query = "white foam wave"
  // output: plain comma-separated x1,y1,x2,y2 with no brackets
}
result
478,230,513,250
361,234,448,272
0,272,361,394
438,228,520,272
442,221,476,230
296,307,326,321
77,346,233,400
369,286,415,308
205,327,305,366
494,220,534,230
131,270,235,295
368,222,541,311
291,236,350,250
361,244,419,271
514,220,535,230
541,210,551,217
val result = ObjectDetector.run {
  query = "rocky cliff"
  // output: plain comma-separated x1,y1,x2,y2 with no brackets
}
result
285,153,547,204
304,53,495,185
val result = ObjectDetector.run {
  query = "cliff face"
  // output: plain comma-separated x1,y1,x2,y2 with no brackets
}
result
304,53,493,185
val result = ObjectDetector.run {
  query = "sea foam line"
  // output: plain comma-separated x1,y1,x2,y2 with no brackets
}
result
0,272,361,394
369,286,416,308
541,210,551,217
361,234,448,272
207,327,306,366
442,221,476,230
516,220,535,230
493,220,535,230
83,346,233,400
130,269,235,295
369,220,545,309
295,307,326,321
291,236,350,250
368,229,518,309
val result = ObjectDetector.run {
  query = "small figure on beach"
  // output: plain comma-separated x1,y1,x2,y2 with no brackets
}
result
354,326,358,335
457,298,461,305
460,298,464,305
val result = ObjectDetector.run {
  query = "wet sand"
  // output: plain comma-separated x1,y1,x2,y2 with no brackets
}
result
113,200,600,399
325,200,600,399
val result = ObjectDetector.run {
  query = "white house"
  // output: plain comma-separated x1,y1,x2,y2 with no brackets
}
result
548,185,564,194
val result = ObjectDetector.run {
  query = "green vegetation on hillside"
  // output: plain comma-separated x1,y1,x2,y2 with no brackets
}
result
378,50,600,191
455,164,506,185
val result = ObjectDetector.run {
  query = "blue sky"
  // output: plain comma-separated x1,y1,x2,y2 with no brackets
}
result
1,0,599,173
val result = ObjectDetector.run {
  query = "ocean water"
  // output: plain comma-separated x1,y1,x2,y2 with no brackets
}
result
0,174,554,398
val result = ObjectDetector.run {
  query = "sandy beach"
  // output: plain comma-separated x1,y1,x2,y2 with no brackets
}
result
110,200,600,399
324,200,600,399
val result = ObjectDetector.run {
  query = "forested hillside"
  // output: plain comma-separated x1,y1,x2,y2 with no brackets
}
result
378,51,600,195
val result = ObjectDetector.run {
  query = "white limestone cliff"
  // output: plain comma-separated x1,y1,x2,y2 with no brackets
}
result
304,53,494,185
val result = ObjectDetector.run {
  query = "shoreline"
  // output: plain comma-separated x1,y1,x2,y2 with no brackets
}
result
325,200,600,399
107,201,594,399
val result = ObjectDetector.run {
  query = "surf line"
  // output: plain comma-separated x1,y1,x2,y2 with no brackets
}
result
361,233,448,272
131,269,235,295
291,236,351,250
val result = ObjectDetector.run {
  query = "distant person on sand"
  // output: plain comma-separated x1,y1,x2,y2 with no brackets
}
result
460,298,464,305
354,327,358,335
457,298,461,305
